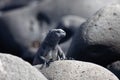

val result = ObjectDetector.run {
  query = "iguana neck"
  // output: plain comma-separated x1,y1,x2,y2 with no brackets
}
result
43,39,59,48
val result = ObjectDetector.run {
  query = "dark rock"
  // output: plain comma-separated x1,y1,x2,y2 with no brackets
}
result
67,4,120,66
107,61,120,79
35,60,119,80
0,53,48,80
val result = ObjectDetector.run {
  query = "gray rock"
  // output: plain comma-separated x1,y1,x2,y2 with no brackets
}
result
0,53,48,80
107,61,120,79
0,4,52,63
67,4,120,66
1,0,119,23
0,0,42,11
38,60,119,80
35,0,120,22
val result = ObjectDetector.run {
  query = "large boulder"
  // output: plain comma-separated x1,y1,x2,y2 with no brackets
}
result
0,53,48,80
35,60,119,80
67,4,120,66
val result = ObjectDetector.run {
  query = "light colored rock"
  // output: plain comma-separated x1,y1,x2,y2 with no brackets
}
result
0,53,48,80
59,15,86,29
35,0,120,22
0,0,41,10
39,60,119,80
67,4,120,66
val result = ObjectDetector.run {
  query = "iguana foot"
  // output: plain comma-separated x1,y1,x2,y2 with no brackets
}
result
40,58,53,69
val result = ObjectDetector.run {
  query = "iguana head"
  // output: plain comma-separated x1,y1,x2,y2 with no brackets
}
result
49,29,66,39
44,29,66,46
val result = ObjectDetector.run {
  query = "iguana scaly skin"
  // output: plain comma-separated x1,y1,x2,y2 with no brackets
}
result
33,29,66,67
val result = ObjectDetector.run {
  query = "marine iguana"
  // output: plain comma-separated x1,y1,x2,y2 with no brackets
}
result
33,29,66,67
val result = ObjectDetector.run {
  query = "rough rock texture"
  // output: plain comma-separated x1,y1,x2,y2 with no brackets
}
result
0,4,52,63
37,60,119,80
0,53,48,80
67,4,120,66
56,15,86,53
107,61,120,79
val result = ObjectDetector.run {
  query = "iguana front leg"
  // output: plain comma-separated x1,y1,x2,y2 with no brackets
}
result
57,45,66,60
39,56,52,69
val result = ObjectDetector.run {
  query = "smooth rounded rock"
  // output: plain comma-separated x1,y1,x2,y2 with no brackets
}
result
67,4,120,66
0,53,48,80
35,0,120,22
0,0,41,11
38,60,119,80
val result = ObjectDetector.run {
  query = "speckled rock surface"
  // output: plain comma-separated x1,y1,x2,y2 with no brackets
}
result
0,53,48,80
107,61,120,79
38,60,119,80
67,4,120,66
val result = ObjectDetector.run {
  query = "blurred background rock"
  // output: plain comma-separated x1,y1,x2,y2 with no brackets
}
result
0,0,41,10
